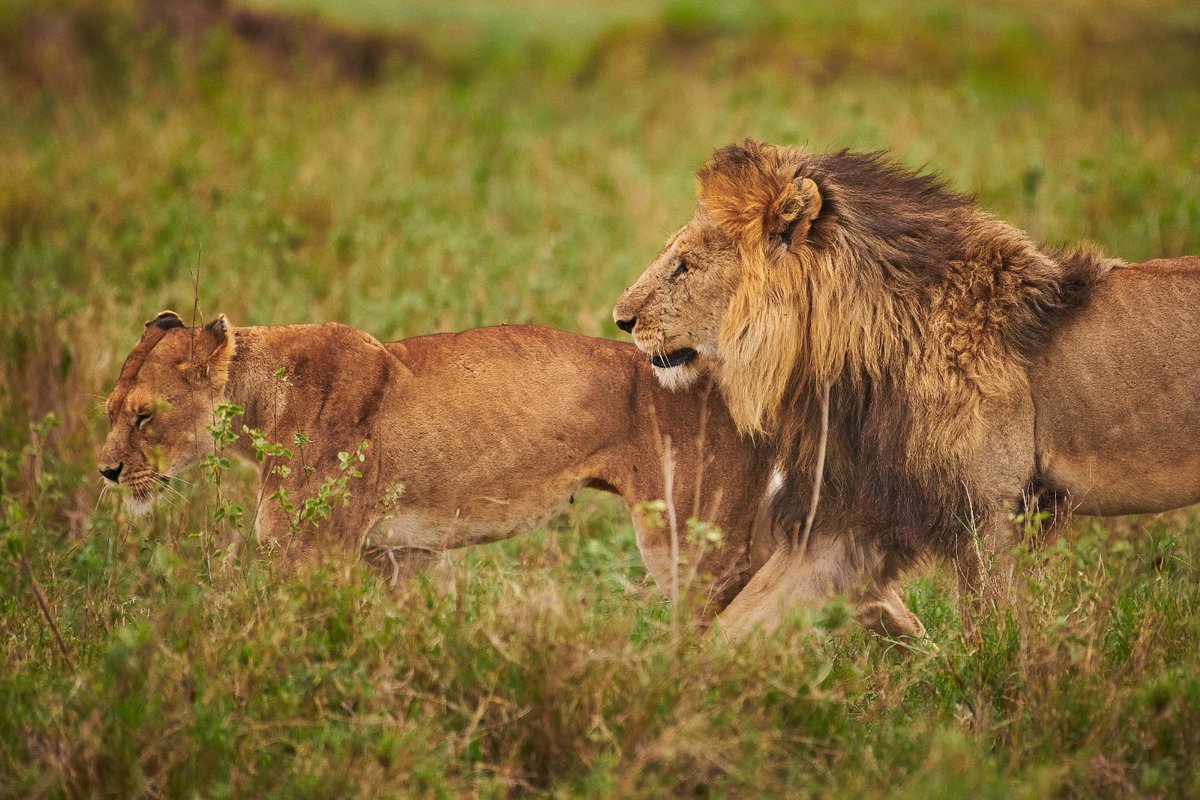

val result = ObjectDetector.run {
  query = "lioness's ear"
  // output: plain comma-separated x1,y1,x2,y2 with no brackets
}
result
772,176,822,251
187,314,236,388
143,310,184,334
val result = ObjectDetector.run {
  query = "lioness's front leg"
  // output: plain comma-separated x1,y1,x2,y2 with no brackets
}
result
950,507,1022,640
251,502,313,562
252,470,376,565
953,393,1035,634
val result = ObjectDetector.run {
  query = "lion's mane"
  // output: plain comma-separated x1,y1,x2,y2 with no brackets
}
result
698,140,1116,565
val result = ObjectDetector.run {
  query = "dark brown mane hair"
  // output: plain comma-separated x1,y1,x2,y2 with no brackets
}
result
696,140,1116,569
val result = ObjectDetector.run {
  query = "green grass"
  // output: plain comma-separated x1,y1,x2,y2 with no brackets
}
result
2,0,1200,795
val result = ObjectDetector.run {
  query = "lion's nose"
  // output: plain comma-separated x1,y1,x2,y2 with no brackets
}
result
99,463,123,483
615,316,636,334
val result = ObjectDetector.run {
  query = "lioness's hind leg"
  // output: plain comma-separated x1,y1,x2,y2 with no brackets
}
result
362,547,439,586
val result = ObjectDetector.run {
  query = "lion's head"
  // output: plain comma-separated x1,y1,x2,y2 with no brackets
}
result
613,140,826,436
98,310,236,514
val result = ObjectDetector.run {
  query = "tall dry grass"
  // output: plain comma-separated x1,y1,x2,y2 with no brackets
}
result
1,0,1199,795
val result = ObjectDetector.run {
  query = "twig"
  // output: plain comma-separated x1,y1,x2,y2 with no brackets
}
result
683,486,724,592
20,554,72,665
190,246,217,580
661,435,680,645
690,377,713,520
794,380,832,554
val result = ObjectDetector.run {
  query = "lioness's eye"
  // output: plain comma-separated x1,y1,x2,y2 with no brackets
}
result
135,412,153,429
671,259,689,279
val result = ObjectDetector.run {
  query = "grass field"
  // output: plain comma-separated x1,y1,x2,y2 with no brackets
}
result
2,0,1200,796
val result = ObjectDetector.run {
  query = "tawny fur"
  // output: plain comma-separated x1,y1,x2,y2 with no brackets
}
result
614,140,1139,638
1029,256,1200,519
100,316,794,615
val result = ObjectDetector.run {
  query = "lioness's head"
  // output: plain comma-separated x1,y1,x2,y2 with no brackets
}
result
98,310,236,514
613,140,824,434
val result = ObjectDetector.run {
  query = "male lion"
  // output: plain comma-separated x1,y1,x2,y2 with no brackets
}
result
103,311,886,620
614,139,1200,638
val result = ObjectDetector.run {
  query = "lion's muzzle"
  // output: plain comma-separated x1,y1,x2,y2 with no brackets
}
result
650,348,698,369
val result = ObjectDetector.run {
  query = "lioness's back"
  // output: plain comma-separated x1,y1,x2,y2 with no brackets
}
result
384,326,649,445
388,325,640,386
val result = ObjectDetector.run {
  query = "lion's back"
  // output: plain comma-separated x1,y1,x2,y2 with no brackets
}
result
1032,256,1200,515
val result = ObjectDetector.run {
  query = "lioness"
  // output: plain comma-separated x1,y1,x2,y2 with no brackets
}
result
1030,256,1200,518
613,140,1199,638
99,312,787,613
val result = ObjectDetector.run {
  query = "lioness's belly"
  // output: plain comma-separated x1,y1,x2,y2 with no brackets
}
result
362,483,585,552
1032,259,1200,515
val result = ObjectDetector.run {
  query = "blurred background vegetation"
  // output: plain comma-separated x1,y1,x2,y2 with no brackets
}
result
2,0,1199,796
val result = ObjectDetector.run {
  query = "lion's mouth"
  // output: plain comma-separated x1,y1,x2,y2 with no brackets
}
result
114,470,167,504
650,348,698,369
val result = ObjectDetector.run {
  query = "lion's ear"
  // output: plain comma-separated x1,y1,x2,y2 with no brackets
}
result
772,176,822,251
143,310,184,335
185,314,236,388
697,141,820,254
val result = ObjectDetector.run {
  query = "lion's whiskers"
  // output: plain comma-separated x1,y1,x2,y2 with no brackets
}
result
155,490,182,511
96,482,111,514
160,484,186,503
157,478,190,505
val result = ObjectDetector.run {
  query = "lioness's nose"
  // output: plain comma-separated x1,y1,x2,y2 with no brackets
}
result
99,463,123,483
615,316,636,334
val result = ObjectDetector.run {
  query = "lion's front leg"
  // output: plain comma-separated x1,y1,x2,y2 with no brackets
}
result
951,508,1021,639
716,528,921,640
714,546,810,638
854,584,927,640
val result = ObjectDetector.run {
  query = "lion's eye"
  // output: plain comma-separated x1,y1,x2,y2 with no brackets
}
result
670,259,689,280
135,412,153,430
